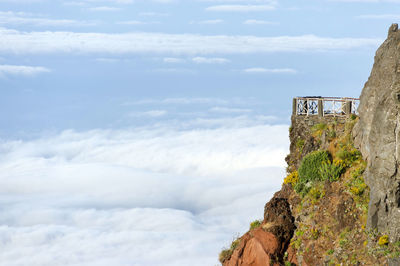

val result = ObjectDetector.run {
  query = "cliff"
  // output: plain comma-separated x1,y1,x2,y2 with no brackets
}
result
219,24,400,265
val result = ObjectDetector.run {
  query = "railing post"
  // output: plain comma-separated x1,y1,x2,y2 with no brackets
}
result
344,100,352,115
305,100,308,116
292,98,297,116
318,99,323,117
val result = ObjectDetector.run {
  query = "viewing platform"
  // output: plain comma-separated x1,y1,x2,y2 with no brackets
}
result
292,97,359,117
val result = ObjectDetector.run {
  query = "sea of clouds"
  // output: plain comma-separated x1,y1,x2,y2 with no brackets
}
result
0,116,289,265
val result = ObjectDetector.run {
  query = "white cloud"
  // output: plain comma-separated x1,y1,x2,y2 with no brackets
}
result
243,67,297,74
0,28,381,55
329,0,400,2
243,19,277,25
129,110,167,117
154,68,195,74
0,120,288,265
139,12,170,16
95,57,120,63
192,56,230,64
123,97,230,105
163,57,185,63
0,64,50,76
116,20,159,25
191,19,224,24
199,0,277,3
209,106,252,113
88,6,121,11
206,4,275,12
0,11,96,27
0,0,43,2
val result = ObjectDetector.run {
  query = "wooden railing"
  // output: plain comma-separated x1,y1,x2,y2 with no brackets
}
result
293,97,359,117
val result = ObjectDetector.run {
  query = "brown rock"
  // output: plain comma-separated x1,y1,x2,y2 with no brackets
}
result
223,196,295,266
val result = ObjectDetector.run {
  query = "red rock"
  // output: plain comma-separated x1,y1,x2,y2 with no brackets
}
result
223,197,295,266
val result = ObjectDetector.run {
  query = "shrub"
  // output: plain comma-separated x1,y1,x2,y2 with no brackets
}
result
294,181,311,197
311,123,327,137
219,238,240,263
296,139,305,154
250,220,262,230
319,159,345,182
378,235,389,246
311,228,320,240
348,164,368,196
284,171,299,186
336,148,361,167
309,185,325,201
326,129,336,139
298,150,330,182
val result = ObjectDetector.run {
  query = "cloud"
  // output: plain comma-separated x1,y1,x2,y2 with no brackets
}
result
0,0,44,2
154,68,195,74
190,19,224,24
88,6,121,11
0,28,381,55
128,110,168,117
192,56,230,64
0,64,50,76
0,11,96,27
139,12,170,17
209,106,252,113
163,57,185,63
199,0,276,2
243,19,277,25
116,20,159,25
123,97,231,106
0,119,288,265
243,67,297,74
328,0,400,2
206,4,275,12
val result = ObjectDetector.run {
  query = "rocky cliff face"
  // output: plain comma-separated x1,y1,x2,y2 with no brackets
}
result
219,24,400,265
353,23,400,242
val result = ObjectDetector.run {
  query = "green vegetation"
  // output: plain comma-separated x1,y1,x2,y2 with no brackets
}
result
249,220,262,230
379,235,389,246
319,159,345,182
336,147,361,167
298,150,330,182
284,171,299,186
296,139,305,154
311,123,327,137
296,150,330,196
311,228,320,240
308,183,325,202
219,238,240,263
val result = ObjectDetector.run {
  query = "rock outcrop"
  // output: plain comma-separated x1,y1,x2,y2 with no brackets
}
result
353,23,400,241
220,24,400,265
222,197,296,266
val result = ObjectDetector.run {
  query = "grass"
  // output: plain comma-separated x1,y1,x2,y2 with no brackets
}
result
319,159,345,182
219,238,240,263
296,150,330,196
249,220,262,230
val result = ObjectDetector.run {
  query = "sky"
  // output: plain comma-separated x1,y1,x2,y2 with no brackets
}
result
0,0,398,265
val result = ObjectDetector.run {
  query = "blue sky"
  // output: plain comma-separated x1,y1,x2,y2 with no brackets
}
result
0,0,397,138
0,1,398,265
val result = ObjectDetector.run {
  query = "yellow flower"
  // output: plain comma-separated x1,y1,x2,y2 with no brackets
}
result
378,235,389,246
284,171,299,186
